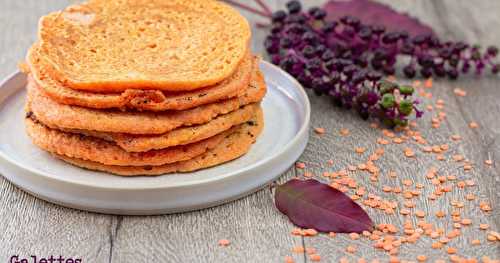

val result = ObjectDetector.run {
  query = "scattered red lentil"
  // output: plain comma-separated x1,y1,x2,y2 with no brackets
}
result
295,162,306,169
339,128,350,136
469,122,479,129
447,247,457,254
309,254,321,262
346,245,357,253
417,255,427,262
479,224,490,230
453,88,467,97
404,148,415,158
218,239,230,247
303,228,318,236
314,127,326,134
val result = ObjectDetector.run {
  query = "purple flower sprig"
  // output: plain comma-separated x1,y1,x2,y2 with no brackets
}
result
265,1,429,126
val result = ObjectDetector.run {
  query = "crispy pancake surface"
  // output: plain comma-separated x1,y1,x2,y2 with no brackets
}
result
37,0,251,91
60,103,260,152
28,46,256,111
25,116,238,166
53,108,264,176
27,71,266,134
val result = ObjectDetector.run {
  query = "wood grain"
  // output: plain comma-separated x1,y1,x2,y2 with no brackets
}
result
0,0,499,262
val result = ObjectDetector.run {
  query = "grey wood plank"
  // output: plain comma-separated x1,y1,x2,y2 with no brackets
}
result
296,0,500,261
110,171,303,263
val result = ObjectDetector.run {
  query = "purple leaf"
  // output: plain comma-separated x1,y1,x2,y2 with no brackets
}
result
324,0,435,37
275,179,373,233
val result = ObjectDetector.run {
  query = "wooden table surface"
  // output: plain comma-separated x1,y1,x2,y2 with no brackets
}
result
1,1,499,262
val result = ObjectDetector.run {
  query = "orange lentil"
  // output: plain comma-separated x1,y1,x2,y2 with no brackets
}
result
449,255,461,262
479,224,490,230
393,187,402,193
218,239,230,246
340,128,350,136
382,186,392,192
417,255,427,262
484,159,493,165
430,231,440,239
453,223,461,229
469,122,479,129
339,257,349,263
303,228,318,236
404,148,415,157
447,247,457,254
284,256,295,263
424,79,433,88
400,209,410,215
358,258,367,263
314,127,326,134
471,239,481,245
295,162,306,169
432,242,443,249
487,234,497,242
415,210,426,218
291,228,302,236
453,88,467,97
451,134,461,141
393,138,403,144
309,254,321,262
423,146,433,153
463,164,473,171
435,260,446,263
346,245,357,253
461,218,472,225
389,256,400,263
349,233,360,240
355,147,366,154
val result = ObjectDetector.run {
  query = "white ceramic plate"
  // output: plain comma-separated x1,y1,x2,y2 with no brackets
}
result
0,61,310,215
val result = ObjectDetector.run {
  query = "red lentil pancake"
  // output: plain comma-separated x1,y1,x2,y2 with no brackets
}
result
52,108,264,176
57,103,260,152
27,45,257,111
25,115,237,167
27,70,267,135
36,0,251,91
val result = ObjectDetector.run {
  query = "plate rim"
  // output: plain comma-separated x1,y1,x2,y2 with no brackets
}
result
0,61,311,191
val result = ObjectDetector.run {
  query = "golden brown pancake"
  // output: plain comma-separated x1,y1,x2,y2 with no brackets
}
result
28,46,257,111
25,116,240,166
27,70,267,134
52,108,264,176
37,0,251,91
56,103,260,152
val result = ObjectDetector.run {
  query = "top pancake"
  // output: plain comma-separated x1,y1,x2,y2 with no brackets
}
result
36,0,251,92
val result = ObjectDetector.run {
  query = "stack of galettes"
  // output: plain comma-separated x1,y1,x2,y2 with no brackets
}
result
23,0,266,176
